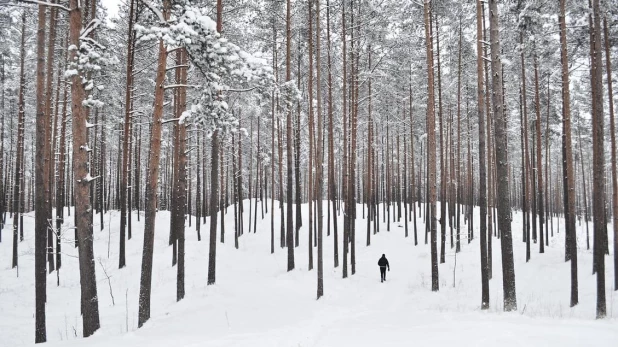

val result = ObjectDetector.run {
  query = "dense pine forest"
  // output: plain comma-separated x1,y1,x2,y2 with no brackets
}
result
0,0,617,345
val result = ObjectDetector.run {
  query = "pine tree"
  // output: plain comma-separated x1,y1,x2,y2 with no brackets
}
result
476,0,489,309
489,0,516,312
424,0,439,292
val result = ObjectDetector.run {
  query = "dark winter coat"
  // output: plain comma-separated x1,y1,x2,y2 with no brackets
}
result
378,256,390,270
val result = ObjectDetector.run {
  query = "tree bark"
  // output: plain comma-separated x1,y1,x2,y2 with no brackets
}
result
69,0,101,335
44,3,58,273
533,52,545,253
520,32,532,261
424,0,439,292
602,17,618,292
34,3,48,342
174,49,187,301
476,0,489,309
590,0,606,319
326,0,338,267
138,0,170,327
12,13,26,270
315,0,324,299
558,0,578,306
342,0,349,279
285,0,295,271
119,0,136,269
489,0,517,312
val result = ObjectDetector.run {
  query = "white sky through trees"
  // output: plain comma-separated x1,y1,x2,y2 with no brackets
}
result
102,0,121,19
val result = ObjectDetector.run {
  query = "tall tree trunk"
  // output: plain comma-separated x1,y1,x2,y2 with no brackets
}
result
34,3,48,342
98,108,106,231
196,127,202,241
590,0,606,319
520,32,532,261
12,13,26,270
45,2,58,274
489,0,517,312
119,0,135,269
533,52,545,253
173,49,187,301
285,0,295,271
138,0,170,327
315,0,324,299
481,7,494,278
208,130,220,284
349,0,359,276
69,0,101,336
307,0,315,270
0,53,4,234
341,0,349,279
56,46,69,271
326,0,338,267
269,52,275,253
435,14,446,264
603,17,617,292
295,35,302,239
456,21,462,253
367,48,373,245
476,0,489,309
219,140,225,243
410,83,418,245
424,0,439,292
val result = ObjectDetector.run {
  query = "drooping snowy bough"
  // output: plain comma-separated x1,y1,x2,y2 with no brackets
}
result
135,2,281,134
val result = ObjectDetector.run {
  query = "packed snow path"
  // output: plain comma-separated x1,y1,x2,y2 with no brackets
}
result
1,201,616,346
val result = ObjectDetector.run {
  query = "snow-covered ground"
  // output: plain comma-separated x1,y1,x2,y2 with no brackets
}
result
1,201,617,346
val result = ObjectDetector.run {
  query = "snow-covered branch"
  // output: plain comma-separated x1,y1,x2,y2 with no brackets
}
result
137,0,166,24
164,84,198,90
18,0,70,11
166,65,190,71
80,19,101,40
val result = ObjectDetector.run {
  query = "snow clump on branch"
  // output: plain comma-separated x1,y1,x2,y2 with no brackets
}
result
135,2,294,136
65,19,118,109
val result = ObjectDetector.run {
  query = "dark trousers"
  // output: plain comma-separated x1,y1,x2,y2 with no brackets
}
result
380,267,387,282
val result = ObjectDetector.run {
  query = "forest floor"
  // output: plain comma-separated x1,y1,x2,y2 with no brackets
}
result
1,201,617,346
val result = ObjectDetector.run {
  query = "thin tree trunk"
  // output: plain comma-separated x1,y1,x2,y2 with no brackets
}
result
476,0,489,309
295,34,302,239
119,0,136,269
520,32,532,261
326,0,338,267
307,0,315,270
315,0,324,299
590,0,606,318
342,0,349,279
424,0,439,292
0,54,4,234
34,3,48,342
410,83,418,245
56,46,69,271
45,2,58,274
174,49,187,301
602,17,618,292
436,14,446,264
285,0,295,271
12,13,27,270
456,21,462,253
533,52,545,253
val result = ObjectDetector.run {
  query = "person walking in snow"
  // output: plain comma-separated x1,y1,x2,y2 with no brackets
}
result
378,254,390,283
